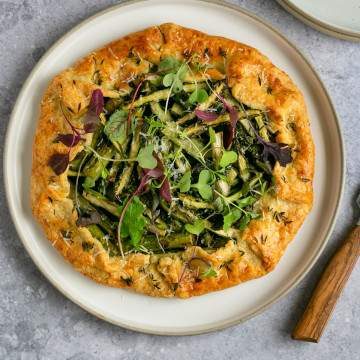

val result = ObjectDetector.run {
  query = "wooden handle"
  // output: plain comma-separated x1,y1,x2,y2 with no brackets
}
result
292,226,360,342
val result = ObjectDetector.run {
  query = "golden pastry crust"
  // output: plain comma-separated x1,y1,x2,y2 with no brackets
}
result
31,23,314,298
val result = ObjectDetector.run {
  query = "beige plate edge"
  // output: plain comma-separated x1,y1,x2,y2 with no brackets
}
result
276,0,360,41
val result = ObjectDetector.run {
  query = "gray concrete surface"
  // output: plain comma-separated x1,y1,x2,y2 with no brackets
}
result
0,0,359,359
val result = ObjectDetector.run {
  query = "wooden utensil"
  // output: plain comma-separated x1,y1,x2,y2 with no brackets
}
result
292,192,360,342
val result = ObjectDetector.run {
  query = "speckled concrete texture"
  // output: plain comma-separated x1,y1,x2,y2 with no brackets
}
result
0,1,359,359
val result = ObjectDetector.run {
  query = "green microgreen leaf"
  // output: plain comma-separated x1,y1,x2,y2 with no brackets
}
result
219,150,238,168
163,73,175,87
83,176,95,190
178,171,191,193
248,211,261,219
119,196,148,247
185,219,206,236
236,196,257,208
209,127,216,144
104,109,127,144
188,88,209,104
145,116,164,136
238,214,251,230
160,57,187,94
136,145,157,169
201,267,217,278
214,197,225,212
158,57,182,73
192,170,215,200
101,167,109,180
223,209,242,231
172,77,184,93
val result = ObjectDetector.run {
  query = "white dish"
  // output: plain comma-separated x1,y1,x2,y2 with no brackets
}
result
4,0,344,335
277,0,360,41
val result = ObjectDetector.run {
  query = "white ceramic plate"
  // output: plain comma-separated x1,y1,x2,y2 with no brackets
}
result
277,0,360,41
4,0,344,335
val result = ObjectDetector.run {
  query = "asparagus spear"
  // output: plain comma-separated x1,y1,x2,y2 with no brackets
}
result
170,103,184,116
184,124,208,137
127,83,200,108
226,167,239,186
255,115,270,141
114,120,142,196
69,184,116,236
162,122,205,162
150,102,173,122
179,194,214,210
238,153,250,182
87,225,119,256
83,189,120,217
83,144,115,183
136,233,194,253
159,198,197,223
211,131,223,170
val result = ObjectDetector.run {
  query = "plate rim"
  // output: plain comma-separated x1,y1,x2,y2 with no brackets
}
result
276,0,360,41
3,0,346,335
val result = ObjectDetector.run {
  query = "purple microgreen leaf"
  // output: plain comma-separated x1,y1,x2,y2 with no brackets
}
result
154,155,172,203
48,153,69,175
248,121,292,167
55,133,82,147
134,168,163,196
260,141,292,166
143,168,164,178
160,178,172,203
83,114,99,133
213,95,238,149
76,211,101,227
89,89,104,116
83,89,104,133
127,79,144,132
195,109,219,122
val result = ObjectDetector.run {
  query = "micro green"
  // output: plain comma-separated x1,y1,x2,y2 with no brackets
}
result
219,150,238,168
161,58,187,93
191,170,215,200
145,116,164,136
223,209,242,231
177,171,191,193
185,219,206,236
119,196,148,248
104,109,127,144
188,88,209,104
136,145,157,169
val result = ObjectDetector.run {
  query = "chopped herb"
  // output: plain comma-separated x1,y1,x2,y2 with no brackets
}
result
82,241,94,251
